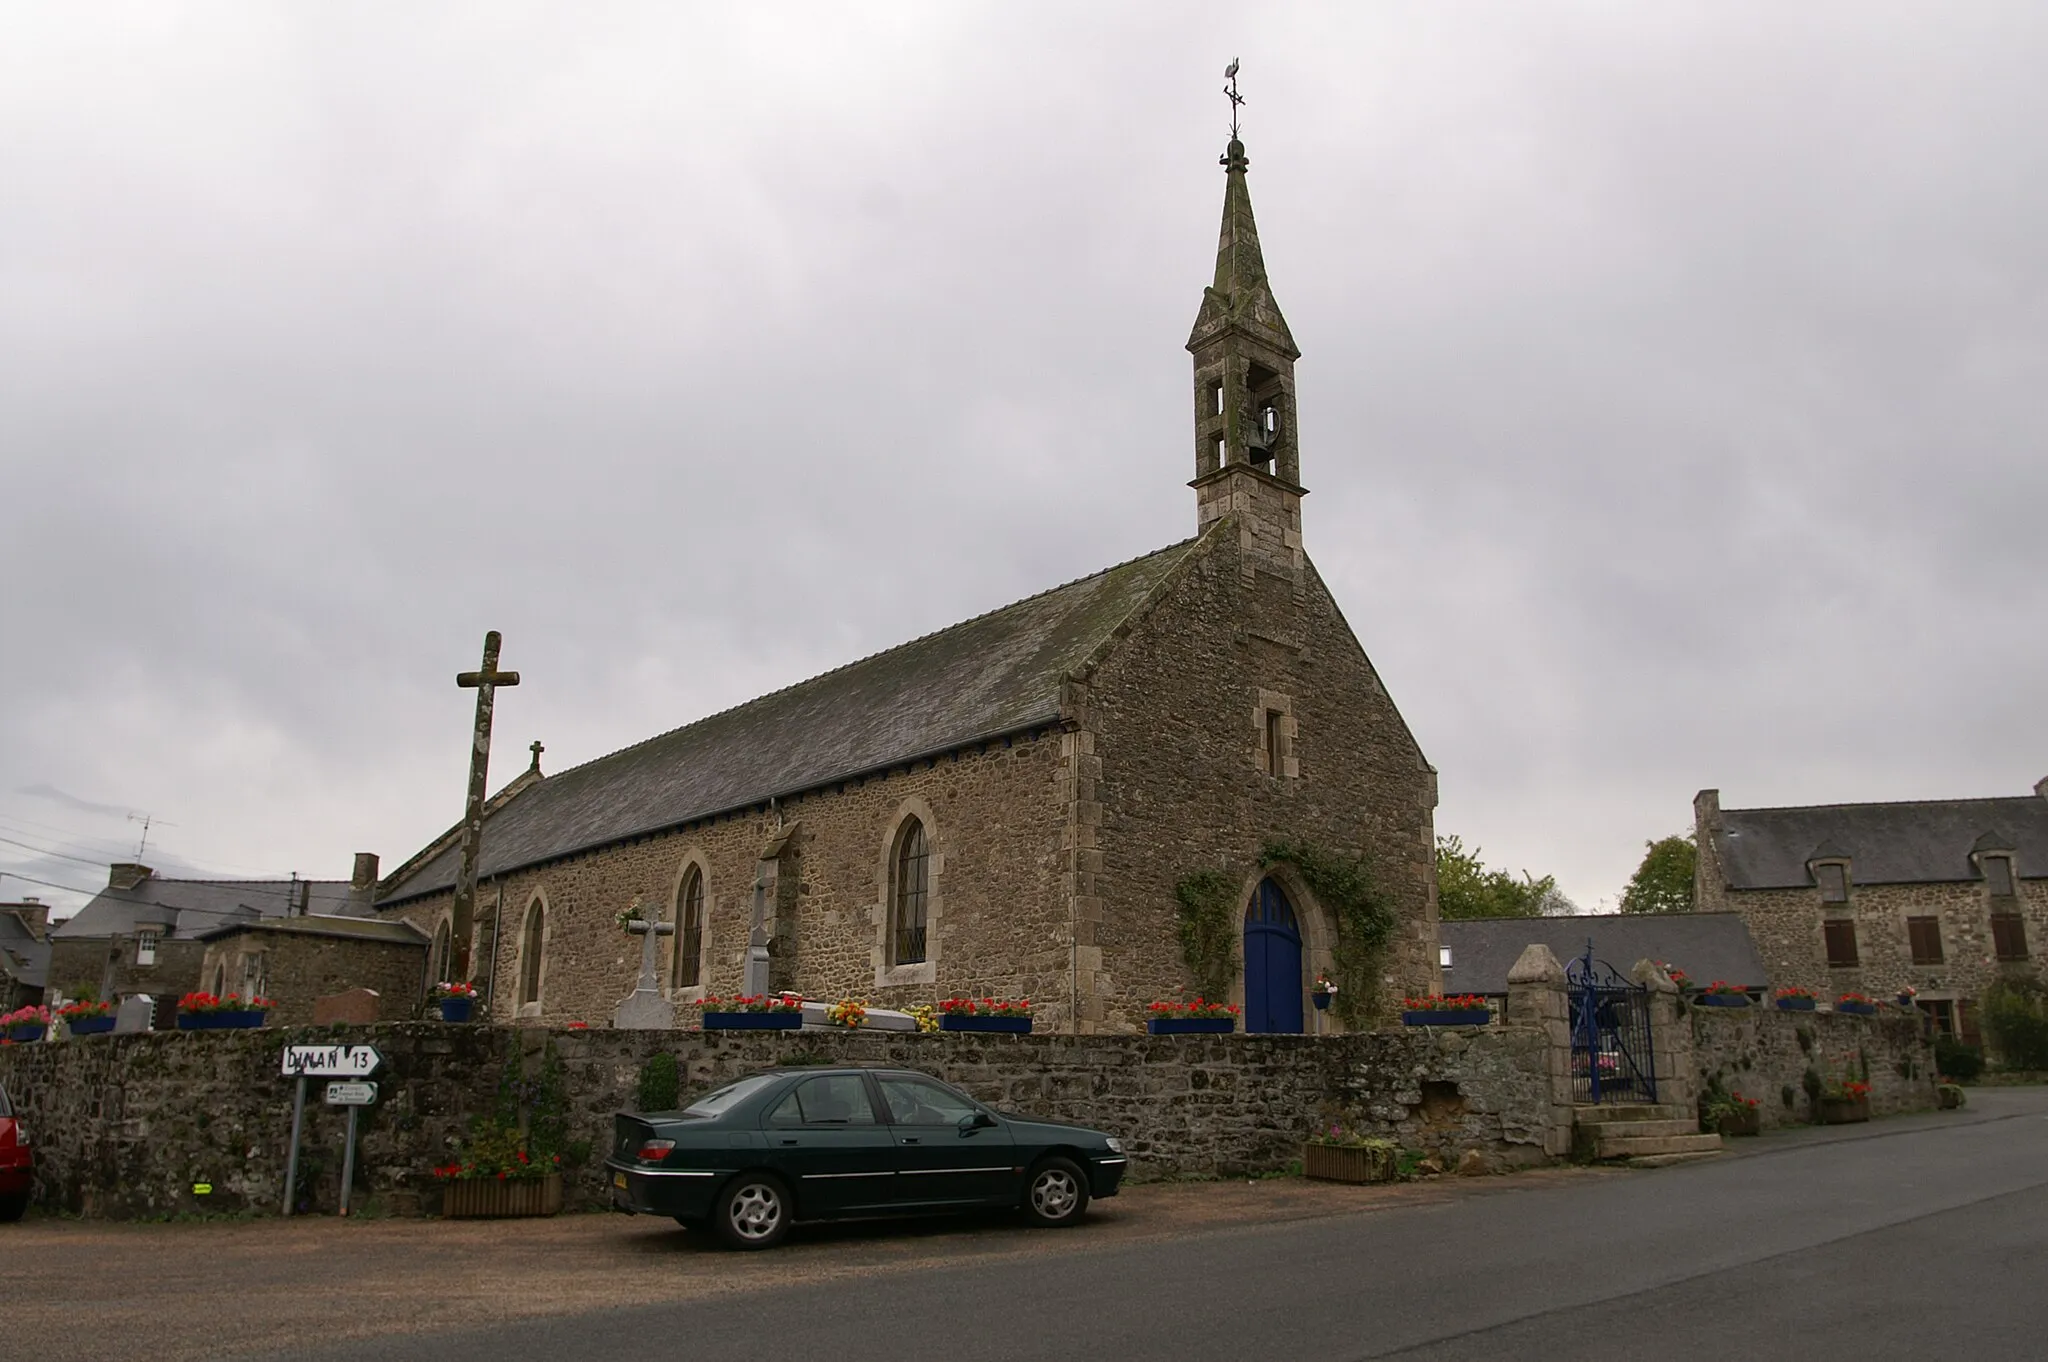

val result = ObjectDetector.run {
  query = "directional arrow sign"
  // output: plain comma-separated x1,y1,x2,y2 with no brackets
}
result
324,1081,378,1106
282,1044,384,1078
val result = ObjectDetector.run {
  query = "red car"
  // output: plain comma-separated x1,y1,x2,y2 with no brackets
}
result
0,1081,30,1222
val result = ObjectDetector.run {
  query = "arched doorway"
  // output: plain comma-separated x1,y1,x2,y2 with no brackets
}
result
1244,878,1304,1034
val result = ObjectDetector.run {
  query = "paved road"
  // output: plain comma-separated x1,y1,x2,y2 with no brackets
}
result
287,1087,2048,1362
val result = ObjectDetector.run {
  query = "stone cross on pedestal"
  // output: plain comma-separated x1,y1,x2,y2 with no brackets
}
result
613,900,676,1031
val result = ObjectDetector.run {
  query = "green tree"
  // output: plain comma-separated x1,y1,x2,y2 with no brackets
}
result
1620,834,1696,914
1435,835,1568,919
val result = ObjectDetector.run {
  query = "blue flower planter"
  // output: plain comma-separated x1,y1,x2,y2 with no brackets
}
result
439,996,475,1023
67,1016,117,1035
178,1010,266,1031
1402,1010,1492,1027
1147,1017,1236,1035
938,1014,1033,1034
1312,993,1334,1011
1774,997,1817,1012
1693,994,1750,1008
1834,1002,1877,1017
5,1024,47,1043
703,1011,803,1031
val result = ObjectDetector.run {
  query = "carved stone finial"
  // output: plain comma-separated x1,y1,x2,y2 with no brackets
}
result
529,739,544,773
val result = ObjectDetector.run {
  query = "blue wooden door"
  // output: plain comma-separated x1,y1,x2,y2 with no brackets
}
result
1244,879,1304,1034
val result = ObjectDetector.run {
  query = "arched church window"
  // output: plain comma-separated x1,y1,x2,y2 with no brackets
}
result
518,899,546,1007
675,865,704,989
429,919,451,986
891,817,929,966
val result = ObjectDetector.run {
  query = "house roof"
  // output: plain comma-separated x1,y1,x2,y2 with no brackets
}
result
1714,796,2048,889
195,914,428,946
379,537,1203,904
1440,913,1770,996
0,913,48,989
52,876,354,941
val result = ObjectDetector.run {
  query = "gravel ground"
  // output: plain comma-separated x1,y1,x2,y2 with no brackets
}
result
0,1168,1605,1360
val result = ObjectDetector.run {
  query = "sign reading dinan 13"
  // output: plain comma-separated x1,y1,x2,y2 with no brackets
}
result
281,1044,384,1078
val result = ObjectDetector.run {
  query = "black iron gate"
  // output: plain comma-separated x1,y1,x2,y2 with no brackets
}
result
1567,947,1658,1104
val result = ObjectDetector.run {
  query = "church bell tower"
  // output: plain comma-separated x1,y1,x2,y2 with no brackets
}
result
1187,135,1306,576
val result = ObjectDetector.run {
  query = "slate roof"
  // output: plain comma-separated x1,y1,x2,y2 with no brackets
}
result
1440,913,1770,996
0,913,48,990
195,914,428,946
52,876,354,941
379,539,1203,905
1715,796,2048,890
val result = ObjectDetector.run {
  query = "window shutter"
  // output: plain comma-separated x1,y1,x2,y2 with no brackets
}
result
1907,916,1945,966
1823,919,1859,967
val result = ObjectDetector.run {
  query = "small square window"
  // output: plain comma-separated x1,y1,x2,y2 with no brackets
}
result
1907,915,1945,966
1816,863,1849,903
1823,919,1859,967
1984,855,2016,898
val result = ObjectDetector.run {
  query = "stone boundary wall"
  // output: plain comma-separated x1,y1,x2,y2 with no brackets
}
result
1689,1003,1937,1130
0,1022,1560,1220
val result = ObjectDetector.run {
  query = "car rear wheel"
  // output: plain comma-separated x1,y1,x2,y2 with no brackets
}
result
1021,1157,1089,1228
714,1173,790,1250
0,1191,27,1224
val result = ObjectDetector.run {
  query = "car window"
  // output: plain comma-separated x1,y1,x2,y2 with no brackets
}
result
766,1074,878,1126
0,1083,10,1118
680,1072,782,1117
877,1075,983,1125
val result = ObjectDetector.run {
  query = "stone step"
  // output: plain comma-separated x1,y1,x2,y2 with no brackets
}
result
1624,1150,1726,1169
1594,1131,1724,1160
1581,1118,1699,1141
1574,1103,1690,1123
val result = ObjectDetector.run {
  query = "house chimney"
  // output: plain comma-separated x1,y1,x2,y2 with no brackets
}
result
2035,774,2048,801
109,862,154,891
3,900,48,939
349,852,380,914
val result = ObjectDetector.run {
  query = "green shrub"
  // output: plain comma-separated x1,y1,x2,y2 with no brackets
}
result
1934,1035,1983,1082
1982,979,2048,1071
636,1051,680,1112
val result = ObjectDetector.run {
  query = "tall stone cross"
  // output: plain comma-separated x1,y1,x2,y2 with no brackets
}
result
450,630,519,982
615,898,677,1030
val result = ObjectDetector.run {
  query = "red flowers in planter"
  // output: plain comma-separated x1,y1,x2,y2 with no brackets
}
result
938,997,1032,1018
1147,999,1240,1020
430,981,478,1000
1835,992,1876,1006
177,992,274,1014
55,1000,114,1019
1699,981,1747,998
1402,994,1488,1012
1775,987,1819,1001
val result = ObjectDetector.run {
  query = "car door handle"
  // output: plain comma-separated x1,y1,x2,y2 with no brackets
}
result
900,1137,922,1145
778,1138,800,1146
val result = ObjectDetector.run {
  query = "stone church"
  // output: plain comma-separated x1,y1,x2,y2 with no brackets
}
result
376,135,1440,1034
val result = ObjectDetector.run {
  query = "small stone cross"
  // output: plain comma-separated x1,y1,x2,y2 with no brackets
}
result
614,898,678,1031
623,902,675,994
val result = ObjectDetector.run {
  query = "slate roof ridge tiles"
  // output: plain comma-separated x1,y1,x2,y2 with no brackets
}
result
1722,793,2035,815
552,534,1204,783
375,535,1205,905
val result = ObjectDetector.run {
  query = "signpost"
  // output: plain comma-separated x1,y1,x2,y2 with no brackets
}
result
282,1046,385,1216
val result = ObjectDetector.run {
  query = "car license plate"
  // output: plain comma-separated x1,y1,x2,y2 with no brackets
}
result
612,1171,628,1191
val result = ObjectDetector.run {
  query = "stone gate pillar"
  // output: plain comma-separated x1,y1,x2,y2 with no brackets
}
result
1631,959,1696,1113
1505,943,1573,1158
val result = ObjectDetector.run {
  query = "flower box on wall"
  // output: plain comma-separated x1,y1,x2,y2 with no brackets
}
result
438,996,474,1023
1147,1017,1235,1035
702,1011,803,1032
1713,1106,1762,1138
1302,1142,1397,1184
440,1173,563,1219
1833,1002,1877,1017
67,1017,117,1036
1774,996,1817,1012
1401,1010,1491,1027
1692,994,1750,1009
177,1010,266,1031
1819,1094,1871,1125
4,1024,46,1043
938,1014,1032,1034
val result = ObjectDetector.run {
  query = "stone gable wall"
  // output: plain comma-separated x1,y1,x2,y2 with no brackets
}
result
195,935,428,1026
383,732,1071,1028
1689,1002,1937,1130
1,1021,1557,1219
1077,528,1438,1032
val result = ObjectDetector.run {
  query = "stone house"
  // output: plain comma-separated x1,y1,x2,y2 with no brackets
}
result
374,133,1440,1034
47,858,378,1017
0,899,51,1011
1694,780,2048,1044
194,916,429,1025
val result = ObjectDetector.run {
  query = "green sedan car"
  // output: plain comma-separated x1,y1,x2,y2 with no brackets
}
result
606,1065,1128,1249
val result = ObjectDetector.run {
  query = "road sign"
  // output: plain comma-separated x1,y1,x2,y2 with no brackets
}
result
324,1081,378,1107
281,1044,383,1078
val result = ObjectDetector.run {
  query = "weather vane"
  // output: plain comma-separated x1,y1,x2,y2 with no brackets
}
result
1223,57,1244,139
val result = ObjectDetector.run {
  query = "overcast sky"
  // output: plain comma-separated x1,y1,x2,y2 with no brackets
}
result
3,3,2044,919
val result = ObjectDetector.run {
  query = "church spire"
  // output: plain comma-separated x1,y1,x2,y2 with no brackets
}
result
1186,95,1306,557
